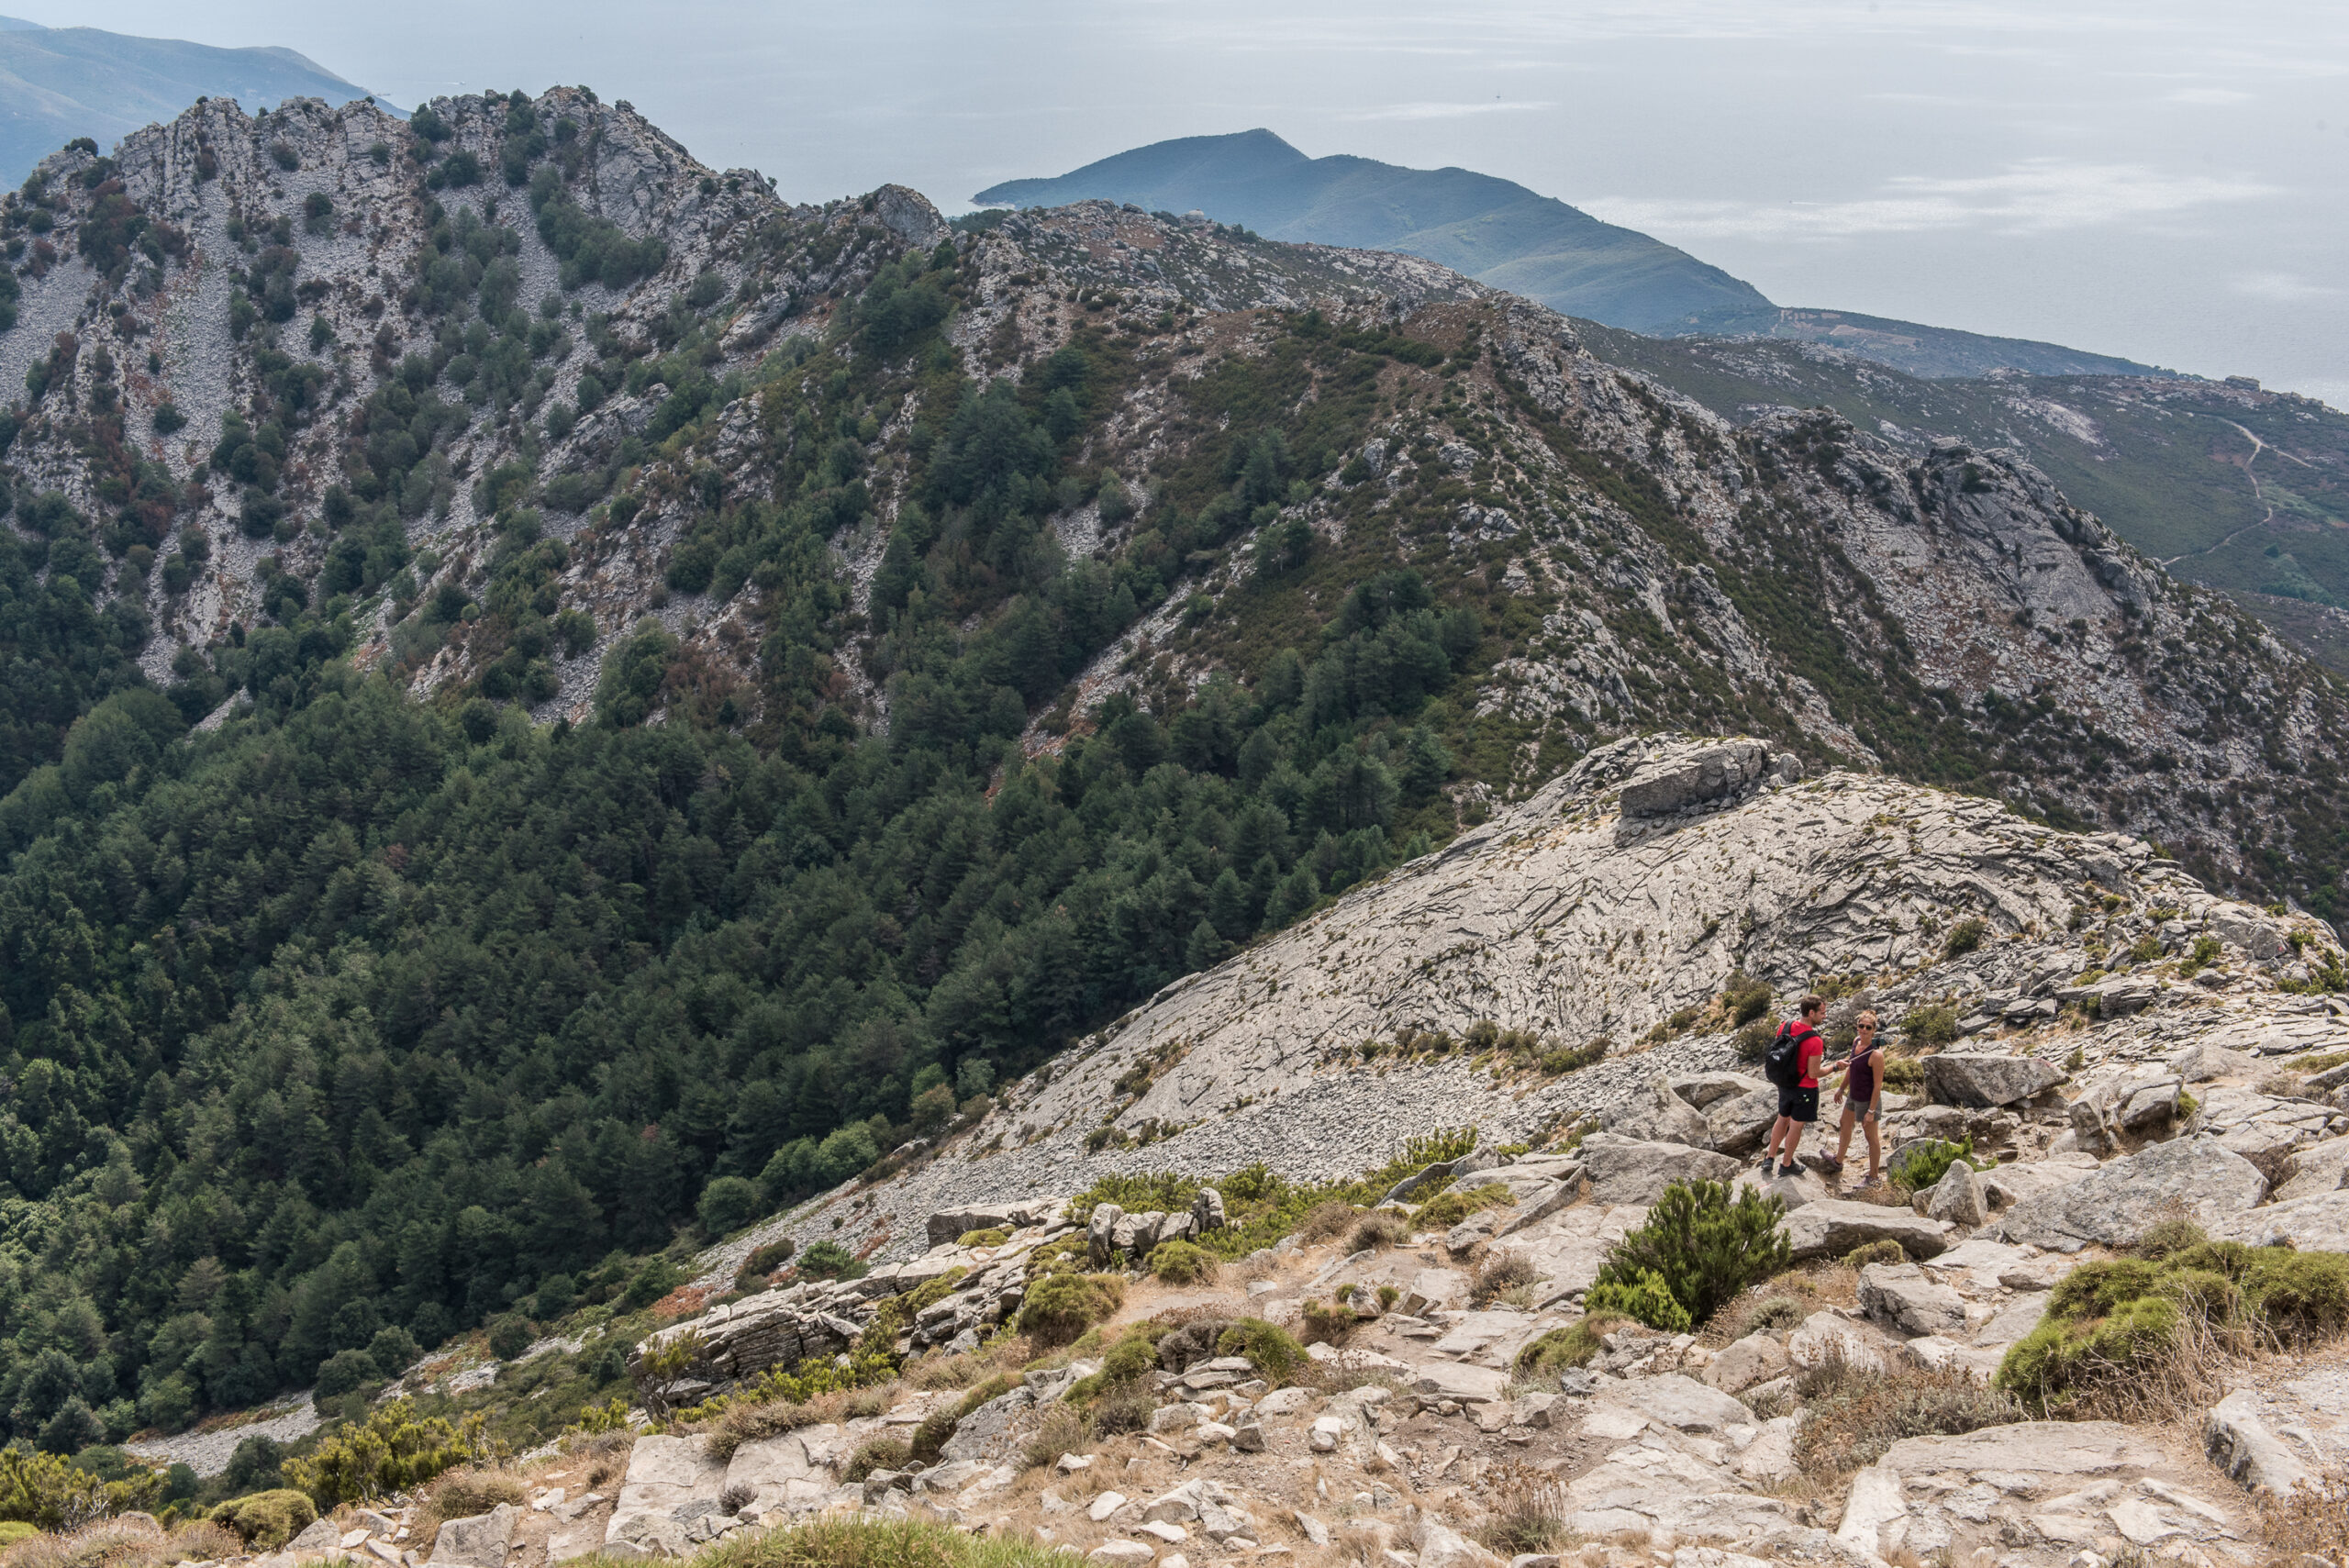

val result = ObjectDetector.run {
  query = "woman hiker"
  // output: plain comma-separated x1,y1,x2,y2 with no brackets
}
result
1815,1008,1886,1184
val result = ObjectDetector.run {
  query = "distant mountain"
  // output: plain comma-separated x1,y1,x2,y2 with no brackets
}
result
974,129,1767,334
974,130,2168,381
0,15,380,184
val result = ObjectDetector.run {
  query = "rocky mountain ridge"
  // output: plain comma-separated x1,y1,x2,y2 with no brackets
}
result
3,93,2346,907
729,735,2349,1275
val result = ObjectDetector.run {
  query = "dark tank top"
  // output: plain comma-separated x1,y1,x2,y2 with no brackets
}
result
1846,1046,1876,1101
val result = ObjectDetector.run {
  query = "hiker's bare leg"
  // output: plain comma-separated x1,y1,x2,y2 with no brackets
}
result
1863,1115,1882,1178
1833,1102,1856,1163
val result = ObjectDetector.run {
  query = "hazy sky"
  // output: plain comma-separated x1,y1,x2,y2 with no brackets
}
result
30,0,2349,406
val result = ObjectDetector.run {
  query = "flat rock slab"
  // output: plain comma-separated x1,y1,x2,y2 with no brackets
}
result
1857,1262,1967,1338
1579,1134,1739,1205
1998,1137,2268,1252
1594,1373,1752,1433
1923,1054,2064,1108
1780,1199,1953,1262
607,1435,726,1554
2212,1188,2349,1251
724,1424,841,1514
1409,1362,1510,1404
1882,1419,2170,1479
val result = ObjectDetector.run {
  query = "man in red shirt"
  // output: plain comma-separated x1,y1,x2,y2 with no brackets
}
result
1761,994,1827,1179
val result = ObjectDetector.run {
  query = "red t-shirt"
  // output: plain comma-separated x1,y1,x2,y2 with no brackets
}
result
1797,1030,1825,1089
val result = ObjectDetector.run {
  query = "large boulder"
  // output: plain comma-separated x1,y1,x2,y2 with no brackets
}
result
1671,1073,1768,1111
1578,1133,1740,1204
1779,1200,1953,1262
430,1507,518,1568
1604,1080,1714,1148
1923,1161,1987,1227
1857,1263,1966,1338
1617,739,1769,817
1594,1373,1752,1434
1705,1087,1783,1155
1998,1137,2268,1252
1921,1054,2064,1108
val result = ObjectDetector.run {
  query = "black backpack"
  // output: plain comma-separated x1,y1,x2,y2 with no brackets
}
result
1764,1023,1816,1089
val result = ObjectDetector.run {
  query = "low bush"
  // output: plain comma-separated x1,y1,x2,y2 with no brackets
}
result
1147,1240,1217,1284
1019,1405,1090,1471
1943,918,1987,959
284,1398,494,1507
1514,1312,1627,1380
1538,1039,1609,1074
0,1516,237,1568
1297,1200,1361,1243
1843,1239,1908,1269
1997,1242,2349,1414
957,1229,1011,1248
797,1240,863,1281
1899,1005,1959,1048
736,1239,796,1291
707,1390,849,1462
1298,1299,1357,1345
700,1515,1075,1568
1793,1359,2020,1475
1217,1318,1308,1383
2138,1218,2209,1259
1592,1179,1790,1328
1723,971,1775,1027
1413,1183,1513,1231
0,1451,159,1534
1350,1211,1411,1251
842,1438,909,1482
207,1490,317,1551
1583,1268,1691,1332
1880,1053,1926,1091
1733,1019,1775,1062
1472,1466,1572,1556
1018,1273,1123,1345
1889,1138,1984,1194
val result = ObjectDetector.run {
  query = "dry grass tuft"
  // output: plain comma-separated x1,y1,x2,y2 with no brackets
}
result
707,1386,865,1462
1471,1462,1578,1557
415,1468,528,1551
1469,1250,1540,1309
0,1517,217,1568
1791,1355,2021,1476
2264,1469,2349,1561
1297,1201,1361,1245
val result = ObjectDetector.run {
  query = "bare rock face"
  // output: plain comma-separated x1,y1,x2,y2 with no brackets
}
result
1616,740,1772,817
1922,1054,2065,1108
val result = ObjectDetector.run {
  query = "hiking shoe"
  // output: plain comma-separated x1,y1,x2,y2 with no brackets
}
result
1758,1154,1778,1172
1777,1162,1800,1178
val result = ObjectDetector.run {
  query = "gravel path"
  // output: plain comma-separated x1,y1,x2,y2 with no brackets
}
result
125,1392,322,1477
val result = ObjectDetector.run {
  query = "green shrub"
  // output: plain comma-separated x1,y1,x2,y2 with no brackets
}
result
1514,1313,1626,1379
1733,1019,1775,1062
1147,1240,1216,1284
1844,1239,1909,1269
1898,1005,1959,1047
486,1316,534,1360
209,1489,318,1549
1943,918,1987,959
797,1240,863,1280
1723,971,1775,1026
1350,1212,1411,1251
1583,1268,1692,1332
315,1348,385,1402
1216,1318,1307,1383
2129,935,2163,964
0,1522,34,1547
1298,1298,1357,1344
1890,1139,1984,1194
843,1437,910,1482
2136,1218,2208,1260
283,1399,492,1508
737,1239,796,1289
0,1448,160,1531
957,1228,1011,1248
1018,1273,1123,1345
1591,1178,1790,1327
621,1256,685,1308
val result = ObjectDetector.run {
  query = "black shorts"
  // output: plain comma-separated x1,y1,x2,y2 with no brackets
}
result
1777,1085,1819,1122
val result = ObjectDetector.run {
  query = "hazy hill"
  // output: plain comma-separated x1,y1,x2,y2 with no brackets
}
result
974,128,1768,333
0,14,377,183
975,130,2169,381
